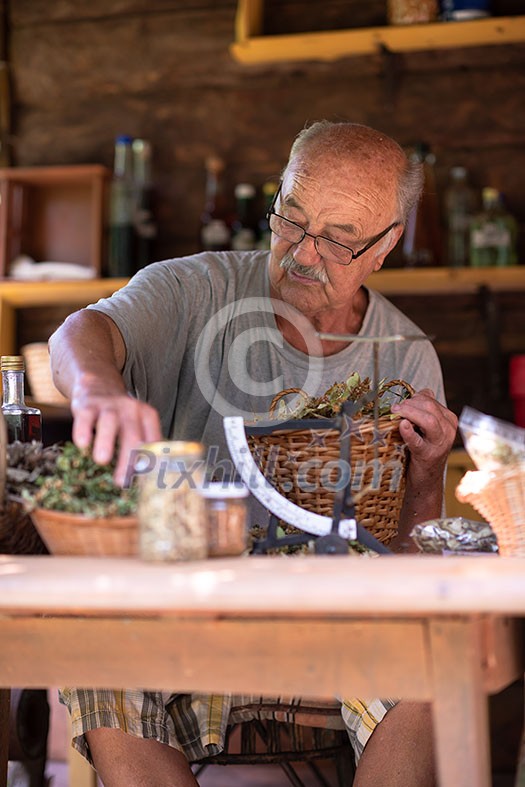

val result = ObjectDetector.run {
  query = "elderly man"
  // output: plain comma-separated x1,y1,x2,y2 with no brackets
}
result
50,120,457,786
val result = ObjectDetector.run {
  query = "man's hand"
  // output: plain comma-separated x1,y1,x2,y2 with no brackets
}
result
391,388,458,481
71,374,162,486
390,389,458,551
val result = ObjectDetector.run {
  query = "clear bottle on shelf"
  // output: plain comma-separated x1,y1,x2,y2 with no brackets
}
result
231,183,258,250
200,156,232,251
108,134,135,277
132,138,157,272
1,355,42,443
469,187,518,267
444,166,477,267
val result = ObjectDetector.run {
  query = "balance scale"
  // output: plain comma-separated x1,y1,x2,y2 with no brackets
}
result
224,333,431,555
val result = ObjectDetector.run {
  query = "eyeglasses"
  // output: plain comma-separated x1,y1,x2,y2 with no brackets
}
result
267,184,400,266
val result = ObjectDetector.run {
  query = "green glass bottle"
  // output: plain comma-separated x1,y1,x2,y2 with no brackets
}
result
469,188,518,267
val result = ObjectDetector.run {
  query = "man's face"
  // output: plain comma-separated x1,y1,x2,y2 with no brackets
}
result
268,156,402,317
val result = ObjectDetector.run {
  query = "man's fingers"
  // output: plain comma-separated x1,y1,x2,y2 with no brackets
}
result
142,405,163,444
92,410,120,465
71,407,97,449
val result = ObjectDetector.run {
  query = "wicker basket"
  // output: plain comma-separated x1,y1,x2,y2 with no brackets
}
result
21,342,69,406
456,464,525,556
29,507,138,557
247,382,413,546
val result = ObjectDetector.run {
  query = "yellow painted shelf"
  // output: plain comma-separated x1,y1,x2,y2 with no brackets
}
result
0,278,128,357
231,1,525,64
368,265,525,295
0,267,522,355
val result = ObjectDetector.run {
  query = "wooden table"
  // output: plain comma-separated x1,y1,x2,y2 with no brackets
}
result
0,554,523,787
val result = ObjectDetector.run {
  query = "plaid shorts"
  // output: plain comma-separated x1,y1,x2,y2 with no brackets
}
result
60,688,397,766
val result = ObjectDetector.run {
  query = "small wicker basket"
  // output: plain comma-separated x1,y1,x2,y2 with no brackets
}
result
456,464,525,556
29,507,138,557
21,342,69,406
247,381,413,546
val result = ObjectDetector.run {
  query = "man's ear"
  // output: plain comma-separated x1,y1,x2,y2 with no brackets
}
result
373,224,405,272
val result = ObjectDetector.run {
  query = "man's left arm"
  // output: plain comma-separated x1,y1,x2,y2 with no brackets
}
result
388,389,458,553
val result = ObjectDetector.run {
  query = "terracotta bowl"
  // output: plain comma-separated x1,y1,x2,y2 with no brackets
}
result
29,508,138,557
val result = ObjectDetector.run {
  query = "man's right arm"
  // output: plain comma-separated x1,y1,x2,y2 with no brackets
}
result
49,309,162,484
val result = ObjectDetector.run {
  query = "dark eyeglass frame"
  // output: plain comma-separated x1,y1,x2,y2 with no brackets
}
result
266,183,401,266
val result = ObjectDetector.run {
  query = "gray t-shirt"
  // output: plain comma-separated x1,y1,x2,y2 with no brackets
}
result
88,249,444,471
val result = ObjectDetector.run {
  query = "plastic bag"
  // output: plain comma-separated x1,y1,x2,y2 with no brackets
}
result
410,516,498,554
459,406,525,471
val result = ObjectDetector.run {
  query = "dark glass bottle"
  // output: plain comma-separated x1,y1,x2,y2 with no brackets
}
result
1,355,42,443
132,138,157,272
402,143,442,267
200,156,232,251
257,181,278,250
108,134,135,277
231,183,258,250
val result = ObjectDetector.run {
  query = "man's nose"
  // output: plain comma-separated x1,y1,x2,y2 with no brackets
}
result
292,232,321,265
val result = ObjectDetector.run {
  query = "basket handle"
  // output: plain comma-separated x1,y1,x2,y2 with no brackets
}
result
269,380,415,418
379,378,414,397
269,387,309,416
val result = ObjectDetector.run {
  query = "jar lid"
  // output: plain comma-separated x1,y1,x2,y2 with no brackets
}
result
199,482,249,499
139,440,204,456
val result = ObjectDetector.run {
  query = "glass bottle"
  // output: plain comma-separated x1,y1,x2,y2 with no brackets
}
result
231,183,258,250
402,143,442,267
257,181,279,250
108,134,135,277
200,156,232,251
444,166,477,267
440,0,490,21
132,138,157,272
469,188,518,267
1,355,42,443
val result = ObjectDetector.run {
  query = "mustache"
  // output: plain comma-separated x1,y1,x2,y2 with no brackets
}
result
279,254,329,285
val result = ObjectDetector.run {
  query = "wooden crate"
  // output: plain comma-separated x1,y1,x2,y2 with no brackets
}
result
0,164,109,278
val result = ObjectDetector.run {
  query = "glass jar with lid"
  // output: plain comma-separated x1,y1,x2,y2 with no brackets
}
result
136,441,207,561
199,482,249,557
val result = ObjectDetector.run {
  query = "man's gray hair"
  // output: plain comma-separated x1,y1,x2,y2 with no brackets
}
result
286,120,423,223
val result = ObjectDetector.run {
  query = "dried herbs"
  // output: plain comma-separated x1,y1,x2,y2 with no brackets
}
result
271,373,412,421
23,441,138,518
5,441,61,505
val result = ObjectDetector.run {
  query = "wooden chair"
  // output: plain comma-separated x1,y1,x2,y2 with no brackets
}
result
192,700,355,787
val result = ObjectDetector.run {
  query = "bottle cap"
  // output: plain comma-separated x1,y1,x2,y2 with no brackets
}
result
482,187,499,205
262,181,278,198
451,166,467,179
206,156,225,174
234,183,256,200
1,355,24,371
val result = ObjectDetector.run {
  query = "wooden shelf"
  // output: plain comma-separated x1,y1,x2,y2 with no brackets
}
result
0,268,522,355
0,164,110,278
0,278,128,356
230,1,525,64
368,265,525,296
